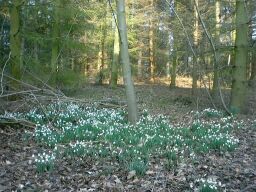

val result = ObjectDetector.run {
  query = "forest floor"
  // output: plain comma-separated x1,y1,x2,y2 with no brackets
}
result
0,83,256,192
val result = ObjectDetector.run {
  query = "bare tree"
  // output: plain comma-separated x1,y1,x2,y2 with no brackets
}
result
230,0,249,113
116,0,138,124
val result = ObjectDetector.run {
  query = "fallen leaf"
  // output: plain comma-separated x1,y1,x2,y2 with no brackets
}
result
146,170,154,175
127,170,136,180
132,178,139,183
114,177,122,184
5,160,12,165
18,184,24,189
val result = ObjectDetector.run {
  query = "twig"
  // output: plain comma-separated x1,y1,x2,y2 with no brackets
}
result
0,116,36,129
199,75,217,110
25,70,65,96
3,73,66,99
107,0,122,43
3,73,41,91
1,52,11,96
0,89,42,98
29,91,53,125
165,0,196,57
97,102,126,109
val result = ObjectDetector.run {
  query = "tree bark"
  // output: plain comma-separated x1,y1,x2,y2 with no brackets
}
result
170,53,177,88
192,0,199,95
166,61,170,79
211,0,221,97
50,0,61,85
110,25,119,87
137,43,143,80
149,0,155,82
116,0,138,124
230,0,249,113
249,49,256,87
9,0,23,89
97,4,108,85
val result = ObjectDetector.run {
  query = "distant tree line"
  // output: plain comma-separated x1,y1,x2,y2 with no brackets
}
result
0,0,256,122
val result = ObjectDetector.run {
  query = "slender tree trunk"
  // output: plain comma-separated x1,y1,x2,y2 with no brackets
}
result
137,38,144,81
96,50,103,84
50,13,60,69
98,38,106,84
170,53,177,88
97,4,108,85
110,25,119,87
166,62,170,78
250,55,256,81
20,36,25,71
249,49,256,87
149,0,155,82
9,0,23,89
116,0,138,124
137,43,143,80
33,0,39,65
249,18,256,87
192,0,199,95
192,57,198,95
230,0,249,113
211,0,221,97
169,0,178,88
51,0,60,85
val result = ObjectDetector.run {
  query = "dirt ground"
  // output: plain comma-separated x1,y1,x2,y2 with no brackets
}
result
0,83,256,191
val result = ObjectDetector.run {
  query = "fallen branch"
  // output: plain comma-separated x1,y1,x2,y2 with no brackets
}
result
0,116,36,129
0,52,11,96
97,102,126,109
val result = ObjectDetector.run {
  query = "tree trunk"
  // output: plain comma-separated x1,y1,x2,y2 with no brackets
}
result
50,0,61,85
97,4,108,85
137,43,143,80
116,0,138,124
170,53,177,88
166,62,170,78
9,0,23,89
110,25,119,87
192,57,198,95
230,0,249,113
97,39,105,85
249,18,256,88
249,49,256,87
211,0,221,97
149,0,155,82
192,0,199,95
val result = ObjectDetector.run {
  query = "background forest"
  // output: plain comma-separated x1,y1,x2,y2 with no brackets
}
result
0,0,256,191
0,0,256,114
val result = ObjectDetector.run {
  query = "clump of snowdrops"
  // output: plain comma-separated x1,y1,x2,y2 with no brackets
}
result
2,103,241,175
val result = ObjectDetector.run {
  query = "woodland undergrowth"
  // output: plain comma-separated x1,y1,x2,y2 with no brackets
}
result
1,102,246,191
